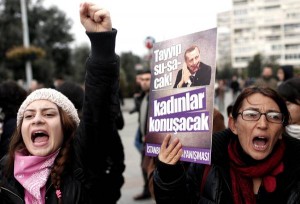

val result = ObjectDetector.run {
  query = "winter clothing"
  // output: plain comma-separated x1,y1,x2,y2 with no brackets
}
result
0,117,16,159
14,149,59,204
254,77,278,90
0,29,124,204
154,129,300,204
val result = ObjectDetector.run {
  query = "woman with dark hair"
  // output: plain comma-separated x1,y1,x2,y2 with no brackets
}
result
277,77,300,139
0,80,27,159
153,87,300,203
0,2,123,204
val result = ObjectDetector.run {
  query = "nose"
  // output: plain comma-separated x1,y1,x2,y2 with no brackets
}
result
32,113,44,125
192,59,197,65
257,114,268,128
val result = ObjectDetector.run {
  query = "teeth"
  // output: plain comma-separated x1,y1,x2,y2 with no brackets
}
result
34,131,45,133
254,144,266,148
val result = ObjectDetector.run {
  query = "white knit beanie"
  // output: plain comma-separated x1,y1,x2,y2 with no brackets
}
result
17,88,80,127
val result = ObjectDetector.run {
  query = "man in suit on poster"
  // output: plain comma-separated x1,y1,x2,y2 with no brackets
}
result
173,45,211,88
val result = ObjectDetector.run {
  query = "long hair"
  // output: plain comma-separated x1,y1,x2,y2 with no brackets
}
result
231,86,290,126
5,106,77,203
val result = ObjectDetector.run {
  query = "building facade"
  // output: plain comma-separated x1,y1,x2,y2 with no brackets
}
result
217,11,232,69
218,0,300,69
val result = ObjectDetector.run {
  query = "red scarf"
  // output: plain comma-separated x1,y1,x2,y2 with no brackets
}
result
228,139,285,204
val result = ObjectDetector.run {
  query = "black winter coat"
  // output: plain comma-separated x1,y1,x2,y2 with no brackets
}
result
154,129,300,204
0,30,124,204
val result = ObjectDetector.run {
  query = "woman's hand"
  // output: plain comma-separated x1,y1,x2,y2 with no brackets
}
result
158,134,183,165
80,2,112,32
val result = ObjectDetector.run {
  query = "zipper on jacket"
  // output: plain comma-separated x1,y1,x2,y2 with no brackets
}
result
46,183,53,194
45,183,53,200
0,186,24,202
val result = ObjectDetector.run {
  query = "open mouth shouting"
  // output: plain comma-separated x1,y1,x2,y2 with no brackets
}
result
31,130,49,146
253,136,269,151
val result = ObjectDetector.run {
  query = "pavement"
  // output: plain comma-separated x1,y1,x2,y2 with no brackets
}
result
118,98,155,204
117,91,234,204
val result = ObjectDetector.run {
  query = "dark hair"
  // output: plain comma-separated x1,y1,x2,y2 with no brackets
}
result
56,81,84,112
139,69,151,75
0,80,27,118
277,77,300,105
50,107,77,204
231,87,290,126
6,106,77,204
279,65,294,81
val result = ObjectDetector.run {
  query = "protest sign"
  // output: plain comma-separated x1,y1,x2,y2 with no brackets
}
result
145,28,217,164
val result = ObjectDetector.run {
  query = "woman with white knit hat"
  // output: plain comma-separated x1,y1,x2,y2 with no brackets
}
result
0,2,122,203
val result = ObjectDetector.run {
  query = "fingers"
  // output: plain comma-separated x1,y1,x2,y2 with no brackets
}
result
182,62,188,72
181,63,191,83
181,63,186,79
160,134,171,153
79,2,112,32
87,5,109,23
79,2,92,20
159,134,183,165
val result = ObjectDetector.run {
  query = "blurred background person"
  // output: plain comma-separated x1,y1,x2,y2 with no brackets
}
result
277,77,300,139
254,66,278,90
215,79,226,113
28,79,44,93
52,74,65,89
134,69,152,201
0,80,27,159
56,81,84,118
276,65,294,87
230,75,240,102
129,70,144,114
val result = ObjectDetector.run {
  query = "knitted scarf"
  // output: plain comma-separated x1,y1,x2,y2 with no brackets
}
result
228,139,285,204
14,149,59,204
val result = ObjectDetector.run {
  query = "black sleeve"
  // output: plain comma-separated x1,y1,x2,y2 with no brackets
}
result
74,29,120,199
153,159,191,203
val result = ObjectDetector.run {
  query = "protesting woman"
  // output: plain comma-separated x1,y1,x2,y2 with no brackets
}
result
154,87,300,204
0,2,123,203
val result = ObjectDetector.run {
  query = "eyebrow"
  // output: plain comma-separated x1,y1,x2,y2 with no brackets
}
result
244,107,280,112
24,107,58,113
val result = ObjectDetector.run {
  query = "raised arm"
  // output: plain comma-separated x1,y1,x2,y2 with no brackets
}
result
77,1,120,200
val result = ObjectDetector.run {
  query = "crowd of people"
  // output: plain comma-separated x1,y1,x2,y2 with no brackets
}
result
0,2,300,204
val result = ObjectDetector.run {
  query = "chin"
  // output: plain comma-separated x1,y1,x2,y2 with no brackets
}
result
250,152,269,161
29,148,51,157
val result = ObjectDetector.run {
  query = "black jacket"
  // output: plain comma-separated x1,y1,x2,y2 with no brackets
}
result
154,129,300,204
173,62,211,88
0,30,124,204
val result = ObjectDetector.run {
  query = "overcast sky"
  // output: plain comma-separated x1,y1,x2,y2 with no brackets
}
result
44,0,232,56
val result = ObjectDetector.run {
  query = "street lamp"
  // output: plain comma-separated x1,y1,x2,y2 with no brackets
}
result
20,0,33,90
